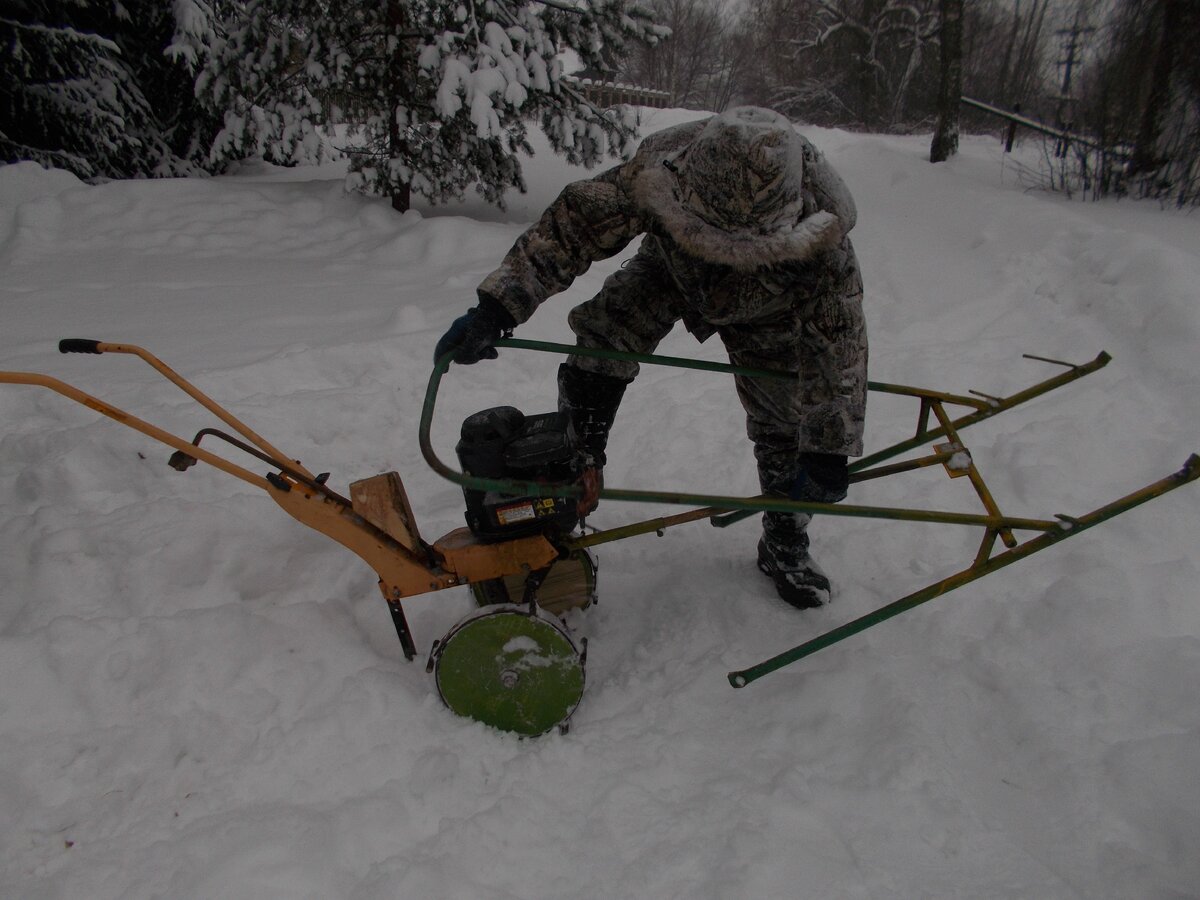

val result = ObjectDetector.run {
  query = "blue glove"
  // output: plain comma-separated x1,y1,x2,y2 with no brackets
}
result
433,297,514,365
792,452,849,503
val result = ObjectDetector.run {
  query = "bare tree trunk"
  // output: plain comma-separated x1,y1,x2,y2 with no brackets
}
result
996,0,1021,105
1012,0,1047,107
890,23,926,127
387,0,412,213
857,0,880,124
1130,0,1182,177
930,0,963,162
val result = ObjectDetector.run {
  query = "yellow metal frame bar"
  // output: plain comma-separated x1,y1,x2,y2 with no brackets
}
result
0,349,564,661
76,341,319,482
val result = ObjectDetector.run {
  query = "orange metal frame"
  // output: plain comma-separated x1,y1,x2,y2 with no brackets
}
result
0,342,559,659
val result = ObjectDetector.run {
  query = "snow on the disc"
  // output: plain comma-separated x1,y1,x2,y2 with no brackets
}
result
2,109,1199,898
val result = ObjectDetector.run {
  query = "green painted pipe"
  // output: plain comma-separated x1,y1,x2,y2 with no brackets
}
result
422,342,1110,532
851,352,1111,473
727,454,1200,688
423,348,1061,531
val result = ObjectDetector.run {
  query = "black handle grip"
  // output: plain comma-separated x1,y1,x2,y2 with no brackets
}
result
59,339,103,354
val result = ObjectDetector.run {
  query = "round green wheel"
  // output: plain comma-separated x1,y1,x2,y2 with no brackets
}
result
433,605,585,736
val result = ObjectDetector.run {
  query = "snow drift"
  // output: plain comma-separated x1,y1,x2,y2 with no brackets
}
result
2,109,1199,898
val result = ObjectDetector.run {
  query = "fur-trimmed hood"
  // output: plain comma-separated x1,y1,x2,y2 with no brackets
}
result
631,107,855,272
634,162,844,270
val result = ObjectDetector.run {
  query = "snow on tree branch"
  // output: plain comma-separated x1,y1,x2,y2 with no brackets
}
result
195,0,664,211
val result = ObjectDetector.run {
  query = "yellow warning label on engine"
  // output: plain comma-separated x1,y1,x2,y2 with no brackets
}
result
496,497,559,525
497,502,536,525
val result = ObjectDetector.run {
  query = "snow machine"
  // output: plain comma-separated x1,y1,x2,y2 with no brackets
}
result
2,338,1196,737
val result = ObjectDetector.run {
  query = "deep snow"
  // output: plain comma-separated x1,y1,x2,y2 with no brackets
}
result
2,108,1199,899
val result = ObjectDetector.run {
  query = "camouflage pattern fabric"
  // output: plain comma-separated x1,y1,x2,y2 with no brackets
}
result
476,107,868,464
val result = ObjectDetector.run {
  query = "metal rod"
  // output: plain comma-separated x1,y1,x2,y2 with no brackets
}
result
711,449,1011,528
433,343,1111,488
868,380,992,411
595,488,1060,531
500,340,1056,415
974,529,1000,567
1022,353,1078,369
710,509,758,528
847,449,961,483
72,341,319,482
422,345,1082,537
929,401,1017,548
851,352,1111,473
566,506,731,549
187,427,352,506
706,449,962,532
387,600,417,661
496,337,801,382
727,454,1200,688
0,371,274,491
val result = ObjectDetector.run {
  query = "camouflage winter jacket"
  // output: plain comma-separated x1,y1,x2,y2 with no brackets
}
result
477,109,867,456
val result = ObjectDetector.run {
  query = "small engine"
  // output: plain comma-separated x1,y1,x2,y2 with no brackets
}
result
456,406,583,543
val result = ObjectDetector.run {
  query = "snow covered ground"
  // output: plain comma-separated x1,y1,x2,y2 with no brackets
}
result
2,108,1199,898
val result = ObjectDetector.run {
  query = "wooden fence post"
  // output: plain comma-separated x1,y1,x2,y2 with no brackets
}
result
1005,104,1020,153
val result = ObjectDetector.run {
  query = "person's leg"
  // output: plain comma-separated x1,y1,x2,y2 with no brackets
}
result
719,313,831,607
722,242,868,606
790,241,869,459
560,250,685,467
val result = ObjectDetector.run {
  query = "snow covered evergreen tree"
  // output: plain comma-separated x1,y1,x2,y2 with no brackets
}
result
1,0,223,179
198,0,666,210
2,1,154,178
122,0,228,171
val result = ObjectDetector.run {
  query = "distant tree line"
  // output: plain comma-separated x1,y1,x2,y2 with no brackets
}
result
618,0,1199,204
3,0,1195,205
615,0,1055,131
1072,0,1198,205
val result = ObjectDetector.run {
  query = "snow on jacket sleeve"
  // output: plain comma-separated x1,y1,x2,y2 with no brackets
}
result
800,138,857,233
475,165,644,325
476,121,704,325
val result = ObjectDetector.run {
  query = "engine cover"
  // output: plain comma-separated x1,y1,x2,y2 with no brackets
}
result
456,406,582,542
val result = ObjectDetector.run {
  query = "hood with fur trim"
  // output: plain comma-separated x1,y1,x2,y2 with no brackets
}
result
632,107,855,272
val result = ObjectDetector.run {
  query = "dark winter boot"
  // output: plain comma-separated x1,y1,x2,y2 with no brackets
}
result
557,363,631,517
757,511,831,609
754,452,847,609
557,363,631,468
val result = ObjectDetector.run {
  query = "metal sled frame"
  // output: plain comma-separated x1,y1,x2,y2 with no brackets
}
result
2,340,1195,692
422,339,1199,688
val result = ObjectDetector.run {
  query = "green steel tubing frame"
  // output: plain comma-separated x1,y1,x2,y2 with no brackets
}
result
423,340,1200,686
728,454,1200,687
422,340,1111,537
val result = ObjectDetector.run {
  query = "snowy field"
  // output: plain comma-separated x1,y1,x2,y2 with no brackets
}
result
2,108,1199,898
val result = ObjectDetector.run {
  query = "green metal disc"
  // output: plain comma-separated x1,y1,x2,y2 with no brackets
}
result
434,606,585,736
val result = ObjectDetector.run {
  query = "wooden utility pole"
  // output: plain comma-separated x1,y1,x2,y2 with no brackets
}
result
1052,12,1094,157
